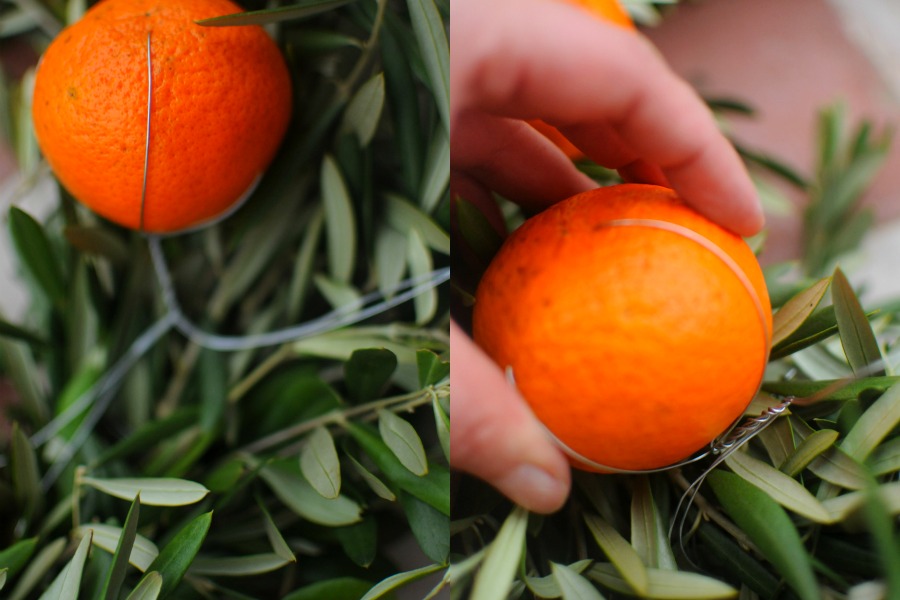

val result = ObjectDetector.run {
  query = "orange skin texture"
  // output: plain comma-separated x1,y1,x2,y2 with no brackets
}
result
472,184,773,471
531,0,634,160
32,0,292,233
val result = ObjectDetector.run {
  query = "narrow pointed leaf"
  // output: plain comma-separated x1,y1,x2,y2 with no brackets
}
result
406,0,449,132
0,319,47,346
141,511,212,598
7,538,66,600
11,424,42,521
299,426,341,499
771,277,831,347
347,453,396,501
386,194,450,254
360,564,446,600
432,393,450,461
419,126,450,212
417,349,449,387
100,495,142,599
725,451,833,522
189,554,292,576
9,206,66,305
525,560,593,598
552,562,607,600
708,470,819,600
0,537,38,579
407,228,436,324
40,531,92,600
584,513,648,595
258,497,295,562
124,571,162,600
378,409,428,476
841,382,900,461
587,563,737,599
630,477,676,570
780,429,839,477
260,460,362,526
80,476,209,506
0,569,7,591
342,73,385,147
375,225,408,297
321,155,356,284
832,268,883,375
284,577,373,600
198,0,354,26
470,506,528,600
76,524,158,573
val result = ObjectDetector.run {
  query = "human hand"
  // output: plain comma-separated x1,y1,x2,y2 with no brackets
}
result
450,0,763,513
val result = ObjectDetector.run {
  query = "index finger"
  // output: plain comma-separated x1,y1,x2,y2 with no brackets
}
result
451,0,763,236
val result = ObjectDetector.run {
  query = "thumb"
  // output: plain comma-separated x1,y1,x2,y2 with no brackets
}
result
450,321,571,513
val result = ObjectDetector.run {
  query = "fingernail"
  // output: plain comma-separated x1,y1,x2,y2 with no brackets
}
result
498,465,567,512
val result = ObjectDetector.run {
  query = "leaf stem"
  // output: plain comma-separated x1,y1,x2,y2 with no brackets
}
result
337,0,388,99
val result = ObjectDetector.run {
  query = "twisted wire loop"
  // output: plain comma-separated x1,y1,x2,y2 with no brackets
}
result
709,396,794,455
31,31,450,489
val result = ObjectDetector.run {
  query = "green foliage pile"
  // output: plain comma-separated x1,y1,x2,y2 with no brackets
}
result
0,0,450,598
453,106,900,599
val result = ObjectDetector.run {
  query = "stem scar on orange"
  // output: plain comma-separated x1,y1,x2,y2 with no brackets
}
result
31,0,292,234
472,184,773,471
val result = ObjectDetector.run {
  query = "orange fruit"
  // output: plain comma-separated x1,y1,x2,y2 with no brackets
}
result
32,0,292,233
531,0,634,160
472,184,772,471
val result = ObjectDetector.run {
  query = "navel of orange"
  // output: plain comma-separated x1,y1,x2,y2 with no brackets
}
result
473,184,772,471
31,0,293,233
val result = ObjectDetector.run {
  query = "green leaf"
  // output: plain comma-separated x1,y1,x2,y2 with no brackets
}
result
400,492,450,565
345,348,398,402
76,523,158,573
64,225,128,264
417,349,449,387
360,564,446,600
141,511,213,598
470,506,528,600
724,450,833,522
80,476,209,506
419,126,449,213
820,481,900,522
841,382,900,461
771,277,831,347
406,0,449,132
336,516,378,568
257,497,295,562
0,569,6,592
375,225,408,298
198,348,226,432
342,73,385,146
99,494,143,599
189,554,293,576
347,421,449,514
300,426,342,499
259,460,362,526
779,428,839,477
7,538,66,600
386,194,450,255
9,206,66,305
552,562,607,600
630,477,676,570
407,228,437,324
584,513,648,595
198,0,355,26
0,538,38,579
695,523,780,599
432,392,450,461
708,470,819,600
11,424,42,521
832,267,883,374
587,563,737,599
39,532,93,600
347,453,397,501
124,571,162,600
322,154,357,284
378,408,428,476
284,577,374,600
525,560,593,598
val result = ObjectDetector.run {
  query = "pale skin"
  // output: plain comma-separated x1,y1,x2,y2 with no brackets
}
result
450,0,765,513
